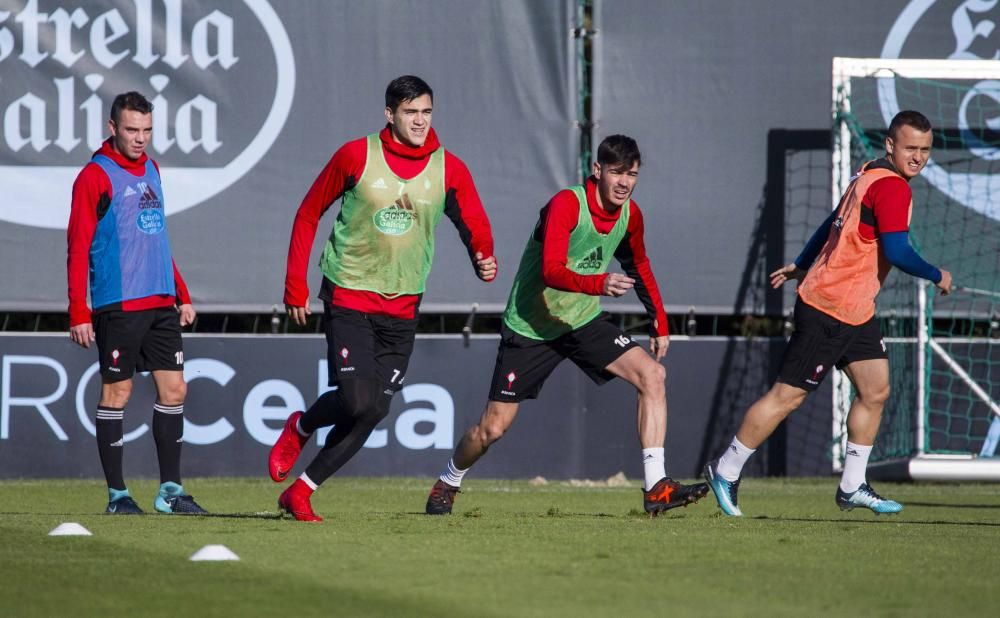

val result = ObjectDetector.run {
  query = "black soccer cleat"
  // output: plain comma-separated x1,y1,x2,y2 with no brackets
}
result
425,479,460,515
106,495,144,515
155,493,208,515
642,477,709,516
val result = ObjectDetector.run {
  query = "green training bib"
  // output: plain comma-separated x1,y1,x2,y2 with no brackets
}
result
320,134,446,295
503,185,629,340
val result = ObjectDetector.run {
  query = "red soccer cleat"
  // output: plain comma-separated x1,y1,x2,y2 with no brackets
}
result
269,411,307,482
278,479,322,522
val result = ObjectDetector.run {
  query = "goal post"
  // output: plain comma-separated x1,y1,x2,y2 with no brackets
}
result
830,57,1000,481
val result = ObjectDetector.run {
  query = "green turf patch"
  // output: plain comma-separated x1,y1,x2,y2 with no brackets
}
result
1,477,998,616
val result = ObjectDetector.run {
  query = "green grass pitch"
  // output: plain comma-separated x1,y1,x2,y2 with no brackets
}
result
1,477,998,617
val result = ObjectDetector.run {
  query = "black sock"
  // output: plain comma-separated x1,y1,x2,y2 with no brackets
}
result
300,389,345,434
153,402,184,485
95,406,125,491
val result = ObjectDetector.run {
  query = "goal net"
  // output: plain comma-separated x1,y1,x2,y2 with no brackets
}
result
830,58,1000,481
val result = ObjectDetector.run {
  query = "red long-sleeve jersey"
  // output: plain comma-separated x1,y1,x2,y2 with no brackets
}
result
67,139,191,328
284,126,494,319
538,177,668,337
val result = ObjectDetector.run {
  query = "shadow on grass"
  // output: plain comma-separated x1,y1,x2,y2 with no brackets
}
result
0,511,285,520
751,515,1000,528
198,511,285,520
905,501,1000,510
397,510,621,518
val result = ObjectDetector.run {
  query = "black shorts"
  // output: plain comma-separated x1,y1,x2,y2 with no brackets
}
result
488,312,641,402
93,308,184,382
776,298,888,392
323,303,418,392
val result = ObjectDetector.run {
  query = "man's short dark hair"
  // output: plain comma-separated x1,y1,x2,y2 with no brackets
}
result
596,134,641,170
110,91,153,123
888,110,932,140
385,76,433,112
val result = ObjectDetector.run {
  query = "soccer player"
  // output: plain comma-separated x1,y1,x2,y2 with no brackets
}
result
269,76,496,522
67,91,206,515
704,110,952,516
424,135,708,516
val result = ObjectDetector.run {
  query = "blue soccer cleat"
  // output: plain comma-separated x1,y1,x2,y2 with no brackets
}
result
836,482,902,515
106,490,144,515
154,482,208,514
703,460,743,517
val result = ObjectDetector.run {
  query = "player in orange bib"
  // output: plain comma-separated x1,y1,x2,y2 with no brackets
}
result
704,110,952,516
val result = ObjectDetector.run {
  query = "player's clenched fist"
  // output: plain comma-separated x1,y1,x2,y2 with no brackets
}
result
936,269,952,295
475,252,497,282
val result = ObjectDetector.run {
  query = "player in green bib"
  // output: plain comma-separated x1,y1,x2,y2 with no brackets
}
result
269,76,497,522
426,135,709,516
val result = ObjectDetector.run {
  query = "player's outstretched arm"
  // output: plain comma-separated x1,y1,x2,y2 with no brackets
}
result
880,231,949,294
792,209,838,273
770,263,807,288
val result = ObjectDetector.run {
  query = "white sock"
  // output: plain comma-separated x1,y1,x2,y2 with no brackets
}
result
295,417,310,437
439,458,468,488
839,441,872,493
299,472,318,491
642,447,666,490
716,437,755,482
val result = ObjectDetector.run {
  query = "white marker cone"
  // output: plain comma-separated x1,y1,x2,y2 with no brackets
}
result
49,522,92,536
189,544,240,561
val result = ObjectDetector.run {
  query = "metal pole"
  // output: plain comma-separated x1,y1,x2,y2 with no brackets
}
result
917,280,928,455
830,58,852,472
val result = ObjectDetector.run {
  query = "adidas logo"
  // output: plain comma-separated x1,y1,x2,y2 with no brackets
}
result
136,181,161,209
387,194,419,220
575,246,604,270
371,177,388,189
123,186,137,197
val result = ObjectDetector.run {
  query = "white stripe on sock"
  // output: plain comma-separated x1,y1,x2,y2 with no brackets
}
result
439,458,468,487
96,408,123,420
153,403,184,414
295,417,310,437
